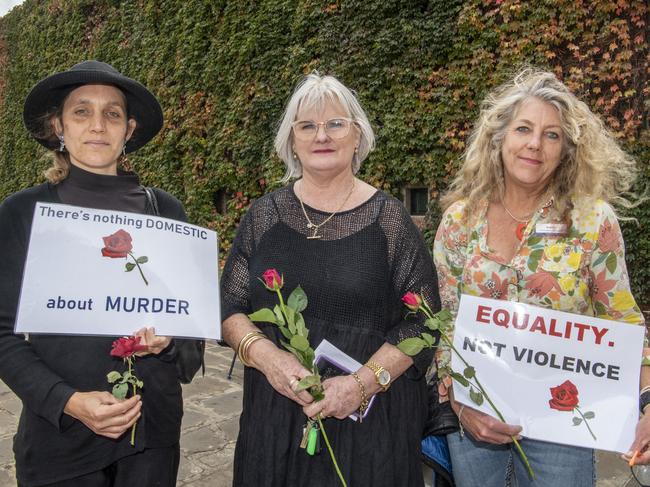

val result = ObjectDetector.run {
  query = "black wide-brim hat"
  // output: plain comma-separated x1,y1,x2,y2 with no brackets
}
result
23,60,163,153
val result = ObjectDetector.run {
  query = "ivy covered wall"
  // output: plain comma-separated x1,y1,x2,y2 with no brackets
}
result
0,0,648,307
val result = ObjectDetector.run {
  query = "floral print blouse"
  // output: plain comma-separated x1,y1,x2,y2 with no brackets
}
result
433,197,645,369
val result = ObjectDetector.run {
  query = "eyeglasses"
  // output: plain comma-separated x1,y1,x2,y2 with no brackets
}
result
291,118,355,141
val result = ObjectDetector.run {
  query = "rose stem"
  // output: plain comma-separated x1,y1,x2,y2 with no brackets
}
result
128,357,137,446
575,407,597,441
128,252,149,286
317,415,347,487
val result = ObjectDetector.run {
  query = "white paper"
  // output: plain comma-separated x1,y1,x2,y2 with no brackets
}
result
15,202,221,339
314,339,376,421
451,295,643,453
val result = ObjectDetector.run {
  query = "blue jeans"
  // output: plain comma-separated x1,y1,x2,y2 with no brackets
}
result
447,432,595,487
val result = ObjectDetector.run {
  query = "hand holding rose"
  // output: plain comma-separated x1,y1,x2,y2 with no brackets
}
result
134,327,172,356
64,391,141,439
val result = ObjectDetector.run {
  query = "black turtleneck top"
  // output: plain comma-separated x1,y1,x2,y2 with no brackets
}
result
0,165,204,486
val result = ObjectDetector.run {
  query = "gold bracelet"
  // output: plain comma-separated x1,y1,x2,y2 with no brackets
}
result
351,372,369,422
237,331,266,367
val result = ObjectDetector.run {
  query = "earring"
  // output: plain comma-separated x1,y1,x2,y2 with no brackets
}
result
293,152,299,162
122,144,127,157
58,135,65,152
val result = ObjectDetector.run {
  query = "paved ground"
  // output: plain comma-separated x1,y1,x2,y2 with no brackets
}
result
0,342,639,486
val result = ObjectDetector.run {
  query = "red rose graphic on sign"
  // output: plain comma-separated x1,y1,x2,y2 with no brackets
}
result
549,380,596,440
101,229,149,285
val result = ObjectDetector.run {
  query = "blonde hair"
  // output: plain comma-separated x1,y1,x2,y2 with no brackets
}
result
441,67,639,219
274,72,375,181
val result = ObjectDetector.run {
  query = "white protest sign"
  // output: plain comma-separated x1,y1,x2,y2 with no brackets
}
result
451,294,643,453
15,203,221,339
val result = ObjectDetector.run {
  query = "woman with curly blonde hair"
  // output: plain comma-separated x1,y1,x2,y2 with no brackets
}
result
432,68,646,486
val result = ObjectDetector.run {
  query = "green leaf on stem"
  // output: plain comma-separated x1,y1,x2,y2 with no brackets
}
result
112,382,128,400
469,388,483,406
297,374,321,391
107,371,121,383
422,332,436,346
572,417,583,426
295,312,308,338
436,309,453,322
397,337,425,356
463,366,475,379
136,256,148,264
450,371,469,387
273,305,285,325
304,348,315,370
287,285,308,313
583,411,595,419
285,306,297,334
125,262,135,272
136,380,144,388
424,318,439,331
248,308,277,324
290,334,310,352
278,325,292,340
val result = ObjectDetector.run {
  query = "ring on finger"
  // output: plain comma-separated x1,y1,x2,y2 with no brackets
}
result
289,377,299,391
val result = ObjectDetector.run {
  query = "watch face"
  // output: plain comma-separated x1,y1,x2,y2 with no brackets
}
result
378,370,390,385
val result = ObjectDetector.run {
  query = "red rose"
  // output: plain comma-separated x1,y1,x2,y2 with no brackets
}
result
110,336,147,358
548,379,579,411
262,269,283,290
402,292,423,311
101,229,133,258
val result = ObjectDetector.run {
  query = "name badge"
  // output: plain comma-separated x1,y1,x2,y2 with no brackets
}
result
534,223,568,236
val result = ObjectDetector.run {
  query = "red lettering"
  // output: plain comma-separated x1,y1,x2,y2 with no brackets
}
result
573,322,590,341
512,312,529,330
529,316,547,334
564,321,572,339
493,309,510,328
592,326,608,345
548,319,563,338
476,305,491,324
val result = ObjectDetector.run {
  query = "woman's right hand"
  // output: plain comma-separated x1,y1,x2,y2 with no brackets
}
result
63,391,141,439
249,340,314,407
453,401,522,444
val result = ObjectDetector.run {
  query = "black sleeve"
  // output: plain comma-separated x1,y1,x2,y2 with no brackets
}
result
220,203,257,321
0,192,76,429
152,188,205,382
380,197,440,377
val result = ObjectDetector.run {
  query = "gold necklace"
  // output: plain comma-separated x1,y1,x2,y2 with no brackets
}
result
501,198,535,240
297,180,356,239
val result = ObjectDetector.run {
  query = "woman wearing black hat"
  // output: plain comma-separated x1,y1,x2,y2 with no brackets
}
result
0,61,203,487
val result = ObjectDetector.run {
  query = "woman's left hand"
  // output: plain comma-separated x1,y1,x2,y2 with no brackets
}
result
133,327,172,356
624,413,650,465
302,375,362,420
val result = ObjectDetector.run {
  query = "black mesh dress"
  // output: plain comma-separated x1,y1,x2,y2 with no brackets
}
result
221,183,440,487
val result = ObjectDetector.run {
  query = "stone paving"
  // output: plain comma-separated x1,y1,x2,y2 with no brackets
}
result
0,342,640,486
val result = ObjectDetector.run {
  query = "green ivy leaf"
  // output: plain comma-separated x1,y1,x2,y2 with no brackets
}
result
397,337,426,356
290,334,310,352
572,417,583,425
106,371,121,383
125,262,135,272
136,256,148,264
112,382,128,400
248,308,277,324
287,285,308,313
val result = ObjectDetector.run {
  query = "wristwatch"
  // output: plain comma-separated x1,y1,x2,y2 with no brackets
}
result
365,361,391,392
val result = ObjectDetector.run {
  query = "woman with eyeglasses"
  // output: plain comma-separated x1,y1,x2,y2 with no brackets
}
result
220,73,439,486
